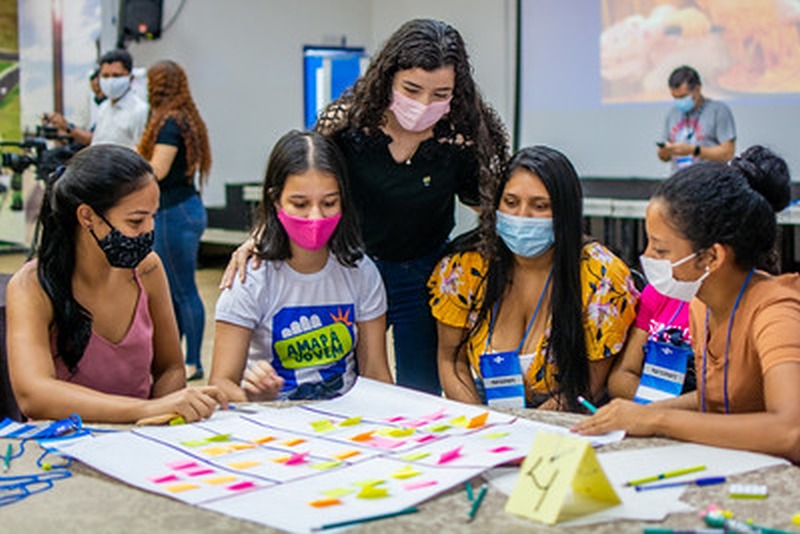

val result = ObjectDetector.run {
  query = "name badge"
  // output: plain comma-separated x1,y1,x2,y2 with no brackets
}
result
633,339,692,404
479,350,525,409
675,155,694,169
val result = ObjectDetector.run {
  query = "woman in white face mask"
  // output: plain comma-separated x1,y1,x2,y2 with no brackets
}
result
428,146,638,412
575,145,800,463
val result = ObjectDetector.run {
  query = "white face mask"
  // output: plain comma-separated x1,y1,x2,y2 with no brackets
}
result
99,76,131,101
640,252,710,302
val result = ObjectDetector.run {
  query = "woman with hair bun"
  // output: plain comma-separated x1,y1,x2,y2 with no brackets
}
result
575,146,800,462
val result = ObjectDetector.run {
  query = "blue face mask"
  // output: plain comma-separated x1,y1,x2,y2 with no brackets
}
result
673,94,695,113
495,210,555,258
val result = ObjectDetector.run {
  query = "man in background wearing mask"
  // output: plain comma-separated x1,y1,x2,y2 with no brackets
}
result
656,65,736,170
49,49,148,149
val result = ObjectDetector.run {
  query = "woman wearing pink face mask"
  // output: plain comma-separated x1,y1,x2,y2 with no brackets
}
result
222,19,509,395
209,131,393,401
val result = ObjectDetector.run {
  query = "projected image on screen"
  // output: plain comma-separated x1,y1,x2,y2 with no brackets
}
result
601,0,800,103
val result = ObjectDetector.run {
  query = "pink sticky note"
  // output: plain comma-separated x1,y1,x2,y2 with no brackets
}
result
149,473,180,484
166,460,199,471
384,416,406,423
437,446,463,464
367,436,407,450
185,467,215,477
285,451,309,465
403,480,438,491
488,446,515,454
227,481,256,491
415,434,436,444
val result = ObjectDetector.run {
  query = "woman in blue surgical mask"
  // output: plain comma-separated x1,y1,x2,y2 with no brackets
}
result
428,146,638,411
575,146,800,463
6,145,226,423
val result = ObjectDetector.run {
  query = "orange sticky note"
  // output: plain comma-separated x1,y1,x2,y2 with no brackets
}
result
227,460,262,470
200,445,233,456
229,443,256,451
205,475,237,485
251,436,276,444
272,455,291,464
281,438,306,447
164,482,200,493
350,430,376,442
467,412,489,428
309,497,342,508
332,450,361,460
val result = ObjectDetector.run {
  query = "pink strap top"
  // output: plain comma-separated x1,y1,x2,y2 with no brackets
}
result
53,269,154,399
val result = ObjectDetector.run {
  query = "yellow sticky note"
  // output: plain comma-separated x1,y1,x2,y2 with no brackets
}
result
200,445,233,456
311,420,336,432
227,460,262,470
205,475,237,485
449,416,469,428
400,451,430,462
311,461,342,470
357,486,389,499
390,465,422,479
164,482,200,493
483,432,509,440
339,416,362,427
353,478,385,488
332,450,361,460
505,432,620,525
467,412,489,428
181,439,209,447
322,487,355,498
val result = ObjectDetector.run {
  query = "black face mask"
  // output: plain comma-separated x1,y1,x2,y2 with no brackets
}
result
90,214,154,269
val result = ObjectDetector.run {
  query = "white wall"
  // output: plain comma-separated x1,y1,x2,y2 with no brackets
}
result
97,0,516,216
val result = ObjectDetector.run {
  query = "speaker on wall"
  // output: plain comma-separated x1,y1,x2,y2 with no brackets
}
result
118,0,163,47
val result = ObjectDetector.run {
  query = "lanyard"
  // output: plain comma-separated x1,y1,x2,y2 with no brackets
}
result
701,268,755,414
485,270,553,355
652,301,685,343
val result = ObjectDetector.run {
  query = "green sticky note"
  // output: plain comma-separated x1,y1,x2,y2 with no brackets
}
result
390,465,422,479
181,439,209,447
357,486,389,499
206,434,232,442
311,461,342,470
483,432,510,440
429,424,451,432
353,478,385,488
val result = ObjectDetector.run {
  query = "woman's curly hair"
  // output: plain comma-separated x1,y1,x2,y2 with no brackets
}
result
139,60,211,185
315,19,509,202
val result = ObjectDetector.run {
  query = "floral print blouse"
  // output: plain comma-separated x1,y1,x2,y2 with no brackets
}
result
428,241,639,404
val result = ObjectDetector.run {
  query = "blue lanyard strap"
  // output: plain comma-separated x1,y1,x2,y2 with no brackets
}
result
652,301,685,342
701,268,755,414
485,269,553,355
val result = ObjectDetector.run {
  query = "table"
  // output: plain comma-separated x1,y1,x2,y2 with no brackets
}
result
1,410,798,533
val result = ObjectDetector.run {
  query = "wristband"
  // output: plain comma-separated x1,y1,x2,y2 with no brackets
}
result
694,145,701,157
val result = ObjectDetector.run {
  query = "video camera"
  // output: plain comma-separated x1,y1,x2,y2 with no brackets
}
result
0,125,78,181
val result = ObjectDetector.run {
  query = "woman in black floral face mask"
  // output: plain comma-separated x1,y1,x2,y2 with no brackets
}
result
6,144,227,423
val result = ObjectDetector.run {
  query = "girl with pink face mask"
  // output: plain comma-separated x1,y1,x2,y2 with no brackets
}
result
223,19,510,396
209,131,393,402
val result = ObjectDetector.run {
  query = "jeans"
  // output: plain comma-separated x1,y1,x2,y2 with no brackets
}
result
373,246,443,394
154,194,207,369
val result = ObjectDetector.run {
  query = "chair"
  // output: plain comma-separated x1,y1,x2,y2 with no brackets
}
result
0,272,22,421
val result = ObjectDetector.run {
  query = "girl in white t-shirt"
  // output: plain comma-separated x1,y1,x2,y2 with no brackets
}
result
209,131,393,401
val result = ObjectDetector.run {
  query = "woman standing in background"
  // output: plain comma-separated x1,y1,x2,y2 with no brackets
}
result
139,60,212,381
224,19,509,394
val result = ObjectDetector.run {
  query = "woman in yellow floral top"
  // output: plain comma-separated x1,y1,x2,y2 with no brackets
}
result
429,146,638,411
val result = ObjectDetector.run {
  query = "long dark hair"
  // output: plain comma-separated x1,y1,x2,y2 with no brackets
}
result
463,145,588,411
654,145,791,272
315,18,509,207
254,130,363,266
31,144,155,371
